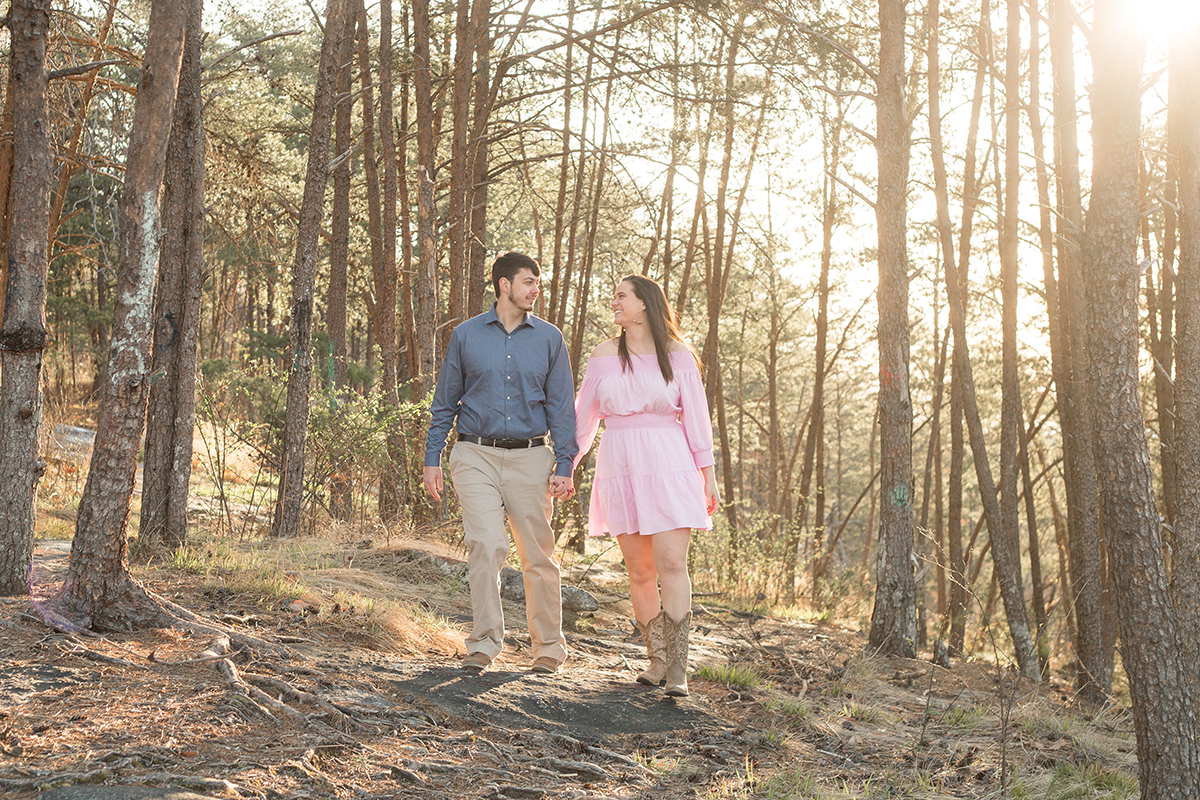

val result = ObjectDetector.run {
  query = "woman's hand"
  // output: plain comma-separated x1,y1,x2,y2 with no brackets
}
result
702,467,720,515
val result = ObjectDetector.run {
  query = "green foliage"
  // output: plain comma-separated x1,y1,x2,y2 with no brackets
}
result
754,767,820,799
762,695,813,731
697,661,762,689
1046,763,1138,799
944,703,987,730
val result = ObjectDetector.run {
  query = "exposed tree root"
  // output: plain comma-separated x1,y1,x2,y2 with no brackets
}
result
34,573,297,661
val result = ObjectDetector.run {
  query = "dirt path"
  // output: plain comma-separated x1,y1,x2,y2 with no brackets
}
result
0,538,1140,799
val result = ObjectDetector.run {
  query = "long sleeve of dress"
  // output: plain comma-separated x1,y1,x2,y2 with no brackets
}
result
678,367,715,469
573,366,604,469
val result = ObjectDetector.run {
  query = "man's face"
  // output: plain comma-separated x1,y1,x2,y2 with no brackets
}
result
503,268,541,312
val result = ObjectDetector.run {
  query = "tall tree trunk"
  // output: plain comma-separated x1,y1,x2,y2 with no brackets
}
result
918,304,948,648
412,0,439,399
357,0,383,345
1168,14,1200,720
926,0,983,652
868,0,917,658
1086,1,1199,793
271,0,348,538
446,0,473,338
1026,0,1060,675
326,0,356,521
49,0,188,628
547,0,575,326
378,0,405,519
700,15,744,411
138,0,206,552
466,0,493,316
674,81,718,321
398,8,418,385
1020,403,1048,674
646,15,682,287
570,42,618,377
969,0,1038,679
0,70,14,319
1049,0,1112,701
557,5,599,334
328,3,355,392
997,0,1030,673
795,100,840,602
0,0,53,596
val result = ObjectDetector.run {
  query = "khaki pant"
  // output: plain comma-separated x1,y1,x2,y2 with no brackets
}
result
448,441,567,662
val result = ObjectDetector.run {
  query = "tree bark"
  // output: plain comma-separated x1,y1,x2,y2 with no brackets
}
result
867,0,917,658
50,0,188,628
397,8,418,385
467,0,493,317
138,0,206,552
446,0,473,338
1086,1,1199,792
377,0,405,519
996,0,1033,677
1049,0,1112,701
325,0,356,521
926,0,984,652
271,0,348,538
797,98,840,602
328,1,355,392
412,0,440,400
547,0,575,326
1169,15,1200,720
0,0,54,596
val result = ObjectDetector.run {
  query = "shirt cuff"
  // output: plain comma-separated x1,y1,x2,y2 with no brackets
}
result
693,450,715,469
555,459,574,477
424,450,443,468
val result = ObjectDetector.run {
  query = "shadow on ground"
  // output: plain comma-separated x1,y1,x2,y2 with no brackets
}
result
307,646,728,740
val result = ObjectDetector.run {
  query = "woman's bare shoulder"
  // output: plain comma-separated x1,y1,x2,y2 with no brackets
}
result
667,339,693,353
591,338,620,357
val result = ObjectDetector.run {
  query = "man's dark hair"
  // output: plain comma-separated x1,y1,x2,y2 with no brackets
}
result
491,251,540,296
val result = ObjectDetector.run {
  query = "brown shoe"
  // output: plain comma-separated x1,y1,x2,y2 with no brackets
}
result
530,656,561,674
462,652,493,671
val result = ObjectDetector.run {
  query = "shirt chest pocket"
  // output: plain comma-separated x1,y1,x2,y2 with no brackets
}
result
465,363,503,411
508,346,550,407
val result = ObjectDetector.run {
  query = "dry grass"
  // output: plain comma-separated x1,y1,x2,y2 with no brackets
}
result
14,436,1143,799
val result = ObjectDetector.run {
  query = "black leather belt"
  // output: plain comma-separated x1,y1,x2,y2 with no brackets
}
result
459,434,547,449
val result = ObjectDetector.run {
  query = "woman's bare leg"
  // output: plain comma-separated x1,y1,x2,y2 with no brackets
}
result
651,528,692,621
617,533,661,624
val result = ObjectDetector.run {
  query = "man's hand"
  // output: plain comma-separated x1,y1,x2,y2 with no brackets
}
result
424,466,444,501
550,475,575,500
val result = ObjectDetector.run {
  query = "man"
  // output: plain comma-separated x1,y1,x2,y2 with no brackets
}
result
424,252,577,674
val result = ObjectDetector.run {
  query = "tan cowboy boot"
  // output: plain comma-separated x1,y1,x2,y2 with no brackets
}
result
663,611,692,697
635,611,668,686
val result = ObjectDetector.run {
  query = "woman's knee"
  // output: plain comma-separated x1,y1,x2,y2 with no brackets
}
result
621,549,657,584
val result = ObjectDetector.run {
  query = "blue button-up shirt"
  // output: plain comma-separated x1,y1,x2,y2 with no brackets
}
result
424,305,578,477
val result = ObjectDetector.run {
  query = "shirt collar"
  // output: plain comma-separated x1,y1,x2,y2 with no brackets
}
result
484,303,535,331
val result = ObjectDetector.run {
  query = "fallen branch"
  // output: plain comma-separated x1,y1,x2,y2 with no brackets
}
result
59,638,146,669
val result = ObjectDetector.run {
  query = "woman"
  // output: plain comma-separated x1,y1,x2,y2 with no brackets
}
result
574,275,720,696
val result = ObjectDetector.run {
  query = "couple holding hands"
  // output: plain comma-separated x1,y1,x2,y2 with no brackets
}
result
423,252,719,697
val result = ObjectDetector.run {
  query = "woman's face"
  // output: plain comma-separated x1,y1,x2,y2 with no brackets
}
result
611,281,645,327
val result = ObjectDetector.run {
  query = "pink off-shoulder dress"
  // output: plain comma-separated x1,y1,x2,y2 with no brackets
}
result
573,350,715,537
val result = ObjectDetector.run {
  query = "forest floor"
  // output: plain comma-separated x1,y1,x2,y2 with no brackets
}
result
1,500,1141,799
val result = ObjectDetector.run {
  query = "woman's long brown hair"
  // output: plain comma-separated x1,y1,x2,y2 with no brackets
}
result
617,274,699,383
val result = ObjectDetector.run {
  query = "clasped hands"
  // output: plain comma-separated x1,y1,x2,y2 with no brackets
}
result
549,475,575,500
